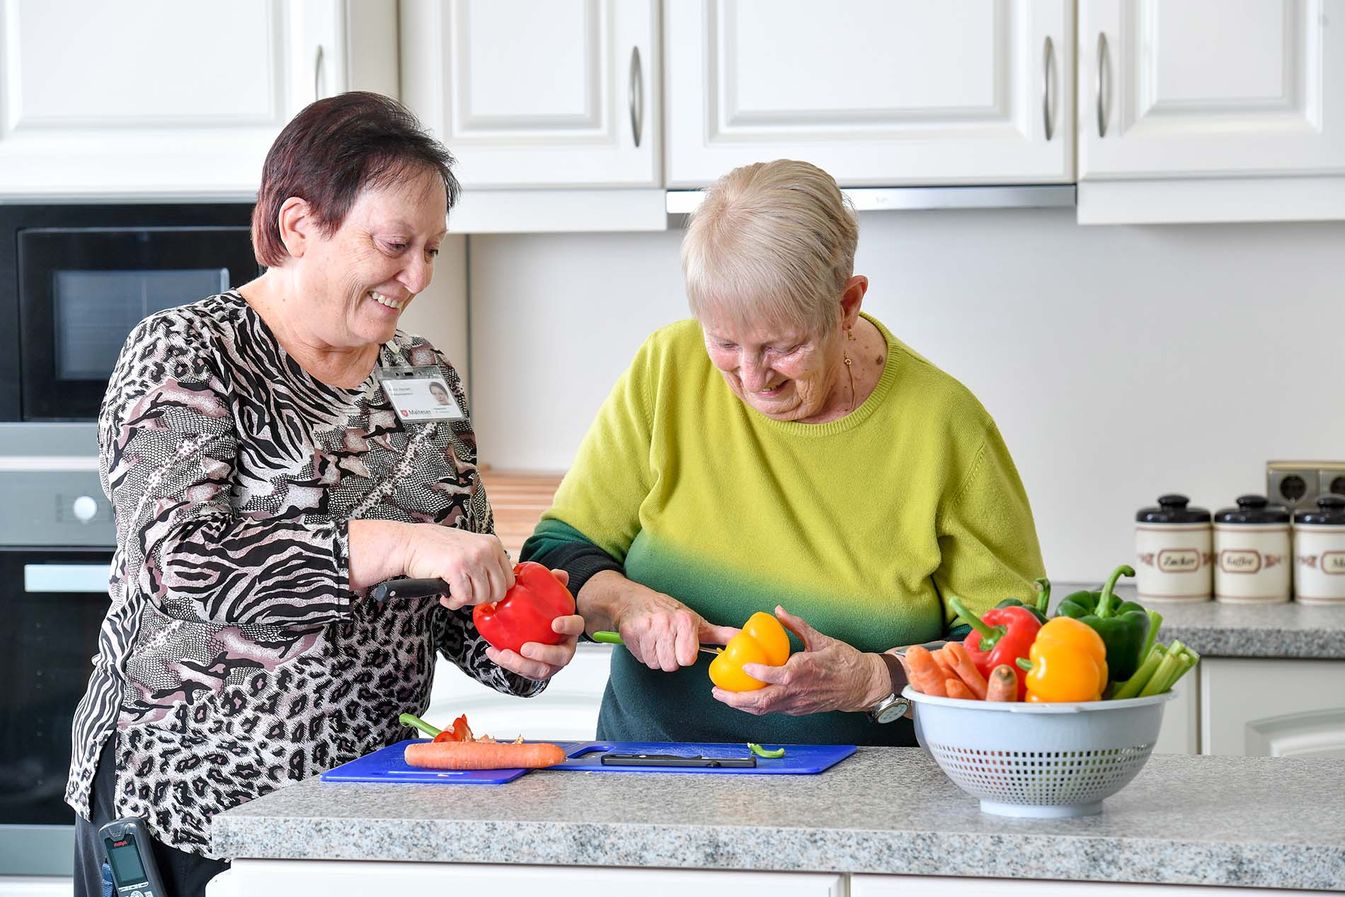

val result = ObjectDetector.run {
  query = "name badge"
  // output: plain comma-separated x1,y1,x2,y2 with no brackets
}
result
376,365,464,422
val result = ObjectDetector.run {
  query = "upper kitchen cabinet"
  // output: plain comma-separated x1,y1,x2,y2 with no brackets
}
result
665,0,1075,189
0,0,397,198
400,0,665,232
1077,0,1345,224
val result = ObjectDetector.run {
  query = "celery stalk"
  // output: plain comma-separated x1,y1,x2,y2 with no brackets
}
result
1139,640,1186,697
1140,609,1163,661
1113,644,1165,700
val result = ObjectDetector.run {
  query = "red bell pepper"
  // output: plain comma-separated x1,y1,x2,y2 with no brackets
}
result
948,595,1042,701
399,712,474,742
472,561,575,654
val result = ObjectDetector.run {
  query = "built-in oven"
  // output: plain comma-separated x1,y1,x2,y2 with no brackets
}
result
0,202,259,422
0,423,115,877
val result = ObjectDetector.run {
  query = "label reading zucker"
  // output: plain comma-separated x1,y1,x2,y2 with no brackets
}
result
1157,549,1200,573
1220,549,1262,574
1324,552,1345,575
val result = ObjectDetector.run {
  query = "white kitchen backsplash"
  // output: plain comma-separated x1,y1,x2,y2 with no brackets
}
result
460,208,1345,582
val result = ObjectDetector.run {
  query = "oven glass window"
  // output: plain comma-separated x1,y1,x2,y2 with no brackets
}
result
54,269,228,380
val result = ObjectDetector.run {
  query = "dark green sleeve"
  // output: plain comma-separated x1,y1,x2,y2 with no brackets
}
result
521,518,623,599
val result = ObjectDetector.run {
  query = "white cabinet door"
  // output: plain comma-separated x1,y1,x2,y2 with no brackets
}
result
1080,0,1345,178
0,0,395,198
213,862,845,897
1151,670,1198,755
424,643,611,742
665,0,1074,188
400,0,660,189
1077,0,1345,222
1201,657,1345,757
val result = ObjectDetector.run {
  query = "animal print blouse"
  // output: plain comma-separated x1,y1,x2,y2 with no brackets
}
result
65,291,544,856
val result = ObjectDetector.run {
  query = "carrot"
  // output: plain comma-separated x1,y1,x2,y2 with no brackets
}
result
930,649,956,684
405,740,567,770
940,643,988,699
903,645,947,696
986,664,1018,702
944,678,975,700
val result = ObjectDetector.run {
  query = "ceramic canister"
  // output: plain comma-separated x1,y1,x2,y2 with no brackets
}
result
1213,495,1292,604
1293,495,1345,604
1135,494,1212,602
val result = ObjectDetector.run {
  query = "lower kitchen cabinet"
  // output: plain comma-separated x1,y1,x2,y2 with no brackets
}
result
425,642,611,741
1152,672,1197,755
211,862,844,897
852,874,1318,897
1201,657,1345,757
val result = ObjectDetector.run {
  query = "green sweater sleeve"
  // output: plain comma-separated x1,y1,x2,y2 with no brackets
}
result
522,333,660,576
934,420,1046,626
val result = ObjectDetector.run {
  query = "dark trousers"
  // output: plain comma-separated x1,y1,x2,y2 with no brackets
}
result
73,737,230,897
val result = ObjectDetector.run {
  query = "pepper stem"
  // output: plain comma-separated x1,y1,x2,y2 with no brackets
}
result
398,712,441,737
1096,565,1134,619
948,595,999,645
1016,657,1033,671
1032,577,1051,614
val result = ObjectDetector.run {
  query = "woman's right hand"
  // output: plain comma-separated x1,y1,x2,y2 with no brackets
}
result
596,577,737,672
400,524,515,610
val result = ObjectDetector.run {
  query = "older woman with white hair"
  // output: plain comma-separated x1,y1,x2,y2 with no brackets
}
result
523,159,1044,746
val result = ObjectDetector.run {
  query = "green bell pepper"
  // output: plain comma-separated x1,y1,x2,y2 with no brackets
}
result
1054,565,1150,683
993,577,1050,624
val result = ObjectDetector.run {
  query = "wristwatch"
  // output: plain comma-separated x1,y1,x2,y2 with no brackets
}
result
867,652,910,724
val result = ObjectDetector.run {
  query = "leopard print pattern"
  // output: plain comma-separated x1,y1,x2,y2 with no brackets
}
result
66,292,544,856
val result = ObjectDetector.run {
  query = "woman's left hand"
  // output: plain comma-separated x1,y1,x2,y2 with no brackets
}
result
484,569,586,681
711,606,880,715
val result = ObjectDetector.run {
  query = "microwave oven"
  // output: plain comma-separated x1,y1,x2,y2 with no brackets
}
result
0,202,261,422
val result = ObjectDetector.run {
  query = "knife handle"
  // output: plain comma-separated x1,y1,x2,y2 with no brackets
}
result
592,630,624,645
370,577,450,603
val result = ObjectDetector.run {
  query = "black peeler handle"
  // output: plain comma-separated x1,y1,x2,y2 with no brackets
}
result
370,577,451,603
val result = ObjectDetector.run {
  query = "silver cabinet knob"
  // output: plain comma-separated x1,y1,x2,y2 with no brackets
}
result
72,495,98,523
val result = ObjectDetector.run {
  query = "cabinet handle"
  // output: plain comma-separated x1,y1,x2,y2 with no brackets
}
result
628,46,644,148
314,44,325,102
1096,31,1111,138
1042,35,1056,141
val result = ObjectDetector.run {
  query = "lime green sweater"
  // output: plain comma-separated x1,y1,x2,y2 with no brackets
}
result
523,314,1044,745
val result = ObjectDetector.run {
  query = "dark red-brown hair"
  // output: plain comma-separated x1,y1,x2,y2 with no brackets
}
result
251,91,460,268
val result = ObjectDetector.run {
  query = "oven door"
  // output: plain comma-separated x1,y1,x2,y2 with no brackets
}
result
17,220,259,421
0,548,112,877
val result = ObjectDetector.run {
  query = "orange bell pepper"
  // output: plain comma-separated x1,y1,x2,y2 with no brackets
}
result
1018,617,1108,702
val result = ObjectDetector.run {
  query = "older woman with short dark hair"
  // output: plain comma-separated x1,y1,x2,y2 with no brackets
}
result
67,92,583,897
525,159,1044,748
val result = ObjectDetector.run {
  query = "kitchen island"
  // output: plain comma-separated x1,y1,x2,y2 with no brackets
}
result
210,747,1344,895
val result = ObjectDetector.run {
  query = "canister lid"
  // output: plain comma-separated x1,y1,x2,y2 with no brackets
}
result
1136,494,1211,523
1294,494,1345,526
1214,494,1291,524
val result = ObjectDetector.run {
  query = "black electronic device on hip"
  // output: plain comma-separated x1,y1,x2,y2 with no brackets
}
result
99,815,168,897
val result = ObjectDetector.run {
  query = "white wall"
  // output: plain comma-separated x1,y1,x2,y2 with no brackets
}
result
465,210,1345,581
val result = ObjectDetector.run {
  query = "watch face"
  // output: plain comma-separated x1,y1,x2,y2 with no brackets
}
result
875,699,909,724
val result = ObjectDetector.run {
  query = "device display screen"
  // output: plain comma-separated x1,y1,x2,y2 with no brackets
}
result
105,837,147,883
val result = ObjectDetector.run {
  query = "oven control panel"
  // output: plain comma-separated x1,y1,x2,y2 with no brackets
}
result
0,470,114,547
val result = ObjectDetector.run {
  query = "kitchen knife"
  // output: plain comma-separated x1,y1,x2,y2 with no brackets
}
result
369,577,450,603
592,630,722,656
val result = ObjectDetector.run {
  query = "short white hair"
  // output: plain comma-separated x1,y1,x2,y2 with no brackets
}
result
682,160,858,337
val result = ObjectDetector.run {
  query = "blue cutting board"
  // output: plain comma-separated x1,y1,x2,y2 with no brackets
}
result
544,741,856,775
319,739,529,785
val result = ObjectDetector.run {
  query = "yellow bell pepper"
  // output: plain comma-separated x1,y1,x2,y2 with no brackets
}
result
708,612,791,691
1019,617,1108,702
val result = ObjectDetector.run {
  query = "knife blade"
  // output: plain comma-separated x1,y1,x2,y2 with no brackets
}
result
592,630,722,656
369,577,450,603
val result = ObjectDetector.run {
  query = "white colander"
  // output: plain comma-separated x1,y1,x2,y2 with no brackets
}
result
905,686,1174,818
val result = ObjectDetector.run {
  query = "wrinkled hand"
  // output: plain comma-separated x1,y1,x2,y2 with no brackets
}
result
712,606,878,716
401,524,514,610
613,589,738,672
486,570,585,681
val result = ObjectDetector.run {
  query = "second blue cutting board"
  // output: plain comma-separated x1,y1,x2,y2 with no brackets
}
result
544,741,855,775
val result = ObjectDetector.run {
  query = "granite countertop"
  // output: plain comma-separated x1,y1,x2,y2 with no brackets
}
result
1054,582,1344,659
213,748,1345,891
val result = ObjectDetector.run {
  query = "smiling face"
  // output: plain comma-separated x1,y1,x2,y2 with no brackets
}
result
294,167,448,349
700,309,846,423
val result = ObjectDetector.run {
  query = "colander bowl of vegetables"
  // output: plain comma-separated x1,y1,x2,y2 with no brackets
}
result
905,567,1199,818
906,686,1175,818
